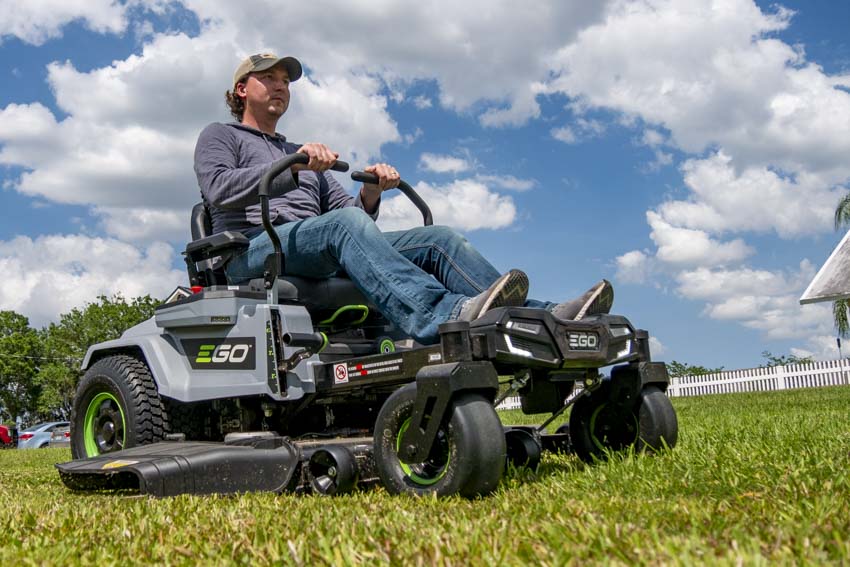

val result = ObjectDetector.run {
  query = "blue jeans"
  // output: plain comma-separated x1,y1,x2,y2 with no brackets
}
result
226,208,551,343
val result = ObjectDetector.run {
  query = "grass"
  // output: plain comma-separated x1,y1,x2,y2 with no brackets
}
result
1,386,849,565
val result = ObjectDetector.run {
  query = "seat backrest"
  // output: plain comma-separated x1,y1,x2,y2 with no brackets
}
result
191,202,212,241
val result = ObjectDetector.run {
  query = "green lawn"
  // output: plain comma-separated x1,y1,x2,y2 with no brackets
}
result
1,386,849,565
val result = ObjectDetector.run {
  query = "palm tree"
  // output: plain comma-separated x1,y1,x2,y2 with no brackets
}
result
833,194,850,337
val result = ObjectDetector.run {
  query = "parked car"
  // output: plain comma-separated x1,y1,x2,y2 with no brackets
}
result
0,424,16,448
17,421,70,449
48,425,71,448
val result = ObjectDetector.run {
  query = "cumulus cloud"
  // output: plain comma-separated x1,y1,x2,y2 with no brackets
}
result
540,0,850,345
0,0,127,45
674,261,826,340
657,152,845,238
96,207,189,244
177,0,608,127
419,153,471,174
648,212,754,267
615,250,652,284
0,234,184,327
377,179,516,232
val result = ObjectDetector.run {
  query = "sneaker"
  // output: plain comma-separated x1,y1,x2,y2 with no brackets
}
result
550,279,614,321
457,270,529,321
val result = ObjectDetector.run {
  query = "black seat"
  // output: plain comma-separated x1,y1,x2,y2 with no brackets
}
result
184,203,372,312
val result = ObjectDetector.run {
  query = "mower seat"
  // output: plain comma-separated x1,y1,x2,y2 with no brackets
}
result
184,203,372,311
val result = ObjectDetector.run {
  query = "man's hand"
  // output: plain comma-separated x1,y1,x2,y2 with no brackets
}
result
360,163,401,213
295,143,339,172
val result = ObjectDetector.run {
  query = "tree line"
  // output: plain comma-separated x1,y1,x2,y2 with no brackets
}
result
0,295,158,425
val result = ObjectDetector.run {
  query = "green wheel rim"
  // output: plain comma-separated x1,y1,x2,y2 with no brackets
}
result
83,392,126,457
396,418,450,486
588,402,639,453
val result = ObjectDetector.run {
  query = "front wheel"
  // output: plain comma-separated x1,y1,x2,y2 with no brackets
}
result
373,383,505,497
71,354,168,459
569,384,677,463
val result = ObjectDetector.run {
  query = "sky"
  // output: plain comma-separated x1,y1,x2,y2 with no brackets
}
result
1,0,849,370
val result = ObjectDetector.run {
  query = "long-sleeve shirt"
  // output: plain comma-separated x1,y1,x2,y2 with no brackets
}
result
193,122,377,235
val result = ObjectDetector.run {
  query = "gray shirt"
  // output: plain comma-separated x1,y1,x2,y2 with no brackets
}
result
193,122,378,235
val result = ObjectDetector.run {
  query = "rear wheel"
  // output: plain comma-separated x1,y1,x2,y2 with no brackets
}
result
373,383,505,497
569,384,677,463
71,354,168,459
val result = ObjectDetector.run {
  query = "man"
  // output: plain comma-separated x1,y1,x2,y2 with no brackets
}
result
194,53,613,344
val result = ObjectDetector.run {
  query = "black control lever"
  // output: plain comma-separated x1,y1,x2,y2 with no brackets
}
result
351,171,433,226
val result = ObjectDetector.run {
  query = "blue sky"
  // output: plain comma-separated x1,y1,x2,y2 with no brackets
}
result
1,0,849,370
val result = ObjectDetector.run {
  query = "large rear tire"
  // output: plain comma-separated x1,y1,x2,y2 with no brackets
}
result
569,384,677,463
71,354,168,459
373,383,505,497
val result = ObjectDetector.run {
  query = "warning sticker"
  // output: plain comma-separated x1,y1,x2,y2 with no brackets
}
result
334,363,349,384
350,358,403,377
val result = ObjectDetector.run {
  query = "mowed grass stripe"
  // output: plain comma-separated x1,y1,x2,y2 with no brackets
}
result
1,386,848,565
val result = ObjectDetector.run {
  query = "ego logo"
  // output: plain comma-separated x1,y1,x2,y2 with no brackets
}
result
196,343,251,364
183,338,256,370
568,332,599,351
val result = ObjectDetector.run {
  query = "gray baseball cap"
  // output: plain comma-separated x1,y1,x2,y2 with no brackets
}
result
233,53,302,87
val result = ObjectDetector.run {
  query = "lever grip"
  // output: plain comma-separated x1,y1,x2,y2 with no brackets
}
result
282,332,327,350
330,160,349,172
351,171,378,184
351,171,433,226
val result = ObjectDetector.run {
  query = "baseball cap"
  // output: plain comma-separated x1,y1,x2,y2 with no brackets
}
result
233,53,303,87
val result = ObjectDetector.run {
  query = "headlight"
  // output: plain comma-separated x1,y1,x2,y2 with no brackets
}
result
506,320,543,335
610,326,632,338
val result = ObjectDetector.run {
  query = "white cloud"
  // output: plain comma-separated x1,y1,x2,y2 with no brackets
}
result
790,334,842,362
545,0,850,177
642,128,666,147
675,262,814,303
419,153,471,174
178,0,608,127
474,174,536,192
674,261,827,340
411,95,432,109
551,116,607,145
615,250,652,284
551,125,577,144
649,335,666,357
648,212,754,267
542,0,850,347
656,152,845,238
402,127,423,146
0,234,184,327
377,179,516,232
0,0,127,45
96,207,188,243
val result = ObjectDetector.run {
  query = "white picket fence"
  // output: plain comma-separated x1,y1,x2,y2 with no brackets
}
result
496,360,850,408
668,359,850,397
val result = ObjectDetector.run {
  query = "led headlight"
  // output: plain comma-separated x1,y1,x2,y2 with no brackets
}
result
610,326,633,338
506,320,543,335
